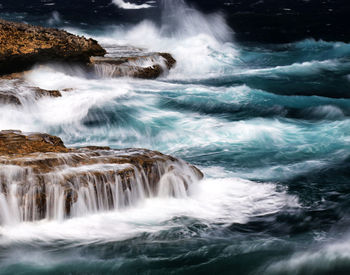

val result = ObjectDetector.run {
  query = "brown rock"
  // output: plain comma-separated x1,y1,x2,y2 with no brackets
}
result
0,71,28,80
90,52,177,79
0,19,106,75
32,87,62,98
159,53,177,70
0,130,69,155
0,130,203,222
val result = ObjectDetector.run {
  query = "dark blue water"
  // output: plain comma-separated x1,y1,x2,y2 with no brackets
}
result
1,0,349,43
1,0,350,274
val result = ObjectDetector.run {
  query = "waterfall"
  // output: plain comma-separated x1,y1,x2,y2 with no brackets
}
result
0,149,202,225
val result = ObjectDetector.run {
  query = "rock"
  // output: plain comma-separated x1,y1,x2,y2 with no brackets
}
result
0,19,106,75
159,53,177,70
62,88,74,92
0,91,21,105
0,130,68,155
0,71,29,80
32,87,62,98
0,19,176,79
0,78,62,106
90,52,176,79
0,130,203,223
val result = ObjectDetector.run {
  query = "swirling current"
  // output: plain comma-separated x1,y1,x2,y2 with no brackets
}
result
1,0,350,274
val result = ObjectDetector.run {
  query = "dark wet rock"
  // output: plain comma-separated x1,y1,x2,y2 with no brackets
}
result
90,52,176,79
159,53,177,70
0,19,106,75
32,87,62,98
0,91,21,105
61,88,74,92
0,130,203,221
0,78,63,106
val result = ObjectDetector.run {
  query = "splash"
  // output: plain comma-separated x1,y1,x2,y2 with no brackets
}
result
112,0,153,9
0,177,298,243
160,0,232,42
86,0,236,79
264,234,350,274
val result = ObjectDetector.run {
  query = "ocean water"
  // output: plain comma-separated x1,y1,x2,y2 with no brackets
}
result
1,0,350,274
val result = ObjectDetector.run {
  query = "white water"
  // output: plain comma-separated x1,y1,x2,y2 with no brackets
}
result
93,54,170,78
0,150,201,226
0,72,277,148
264,234,350,274
0,176,298,244
0,77,305,245
0,69,130,131
0,0,303,246
67,0,237,80
113,0,153,9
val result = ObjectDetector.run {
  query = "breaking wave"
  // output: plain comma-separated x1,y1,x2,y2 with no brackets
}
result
112,0,153,9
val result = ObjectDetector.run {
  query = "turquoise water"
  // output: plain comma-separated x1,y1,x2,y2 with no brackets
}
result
1,1,350,274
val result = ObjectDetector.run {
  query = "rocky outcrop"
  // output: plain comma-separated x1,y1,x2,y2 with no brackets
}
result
0,19,106,75
91,52,176,79
0,19,177,79
0,78,63,106
0,130,203,223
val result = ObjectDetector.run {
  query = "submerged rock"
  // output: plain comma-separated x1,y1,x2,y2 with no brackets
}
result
0,78,63,106
0,91,21,105
0,19,106,75
32,87,62,98
91,52,176,79
0,130,203,223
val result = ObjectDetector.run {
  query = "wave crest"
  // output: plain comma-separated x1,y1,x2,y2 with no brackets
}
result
112,0,153,10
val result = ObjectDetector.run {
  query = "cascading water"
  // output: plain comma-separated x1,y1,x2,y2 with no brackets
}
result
0,148,202,225
0,0,350,274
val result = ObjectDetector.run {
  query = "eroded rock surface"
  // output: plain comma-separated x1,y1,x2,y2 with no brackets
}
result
91,52,176,79
0,130,203,223
0,19,106,75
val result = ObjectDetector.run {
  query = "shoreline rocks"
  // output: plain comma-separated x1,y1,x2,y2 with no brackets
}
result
0,130,203,223
0,19,106,75
0,19,177,79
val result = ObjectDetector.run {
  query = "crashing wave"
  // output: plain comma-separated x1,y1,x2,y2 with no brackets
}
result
112,0,153,10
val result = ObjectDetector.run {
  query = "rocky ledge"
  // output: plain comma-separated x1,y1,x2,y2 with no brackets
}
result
91,52,176,79
0,19,176,79
0,19,106,75
0,130,203,223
